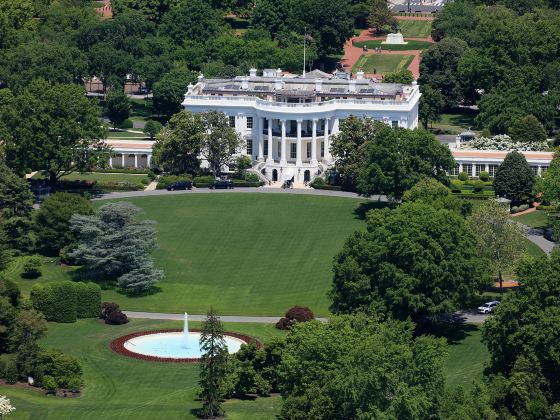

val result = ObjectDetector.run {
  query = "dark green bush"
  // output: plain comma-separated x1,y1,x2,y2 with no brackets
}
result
0,277,22,307
156,174,193,189
116,119,133,129
74,282,101,319
243,172,259,182
22,257,42,279
450,180,463,193
311,178,326,187
4,362,18,384
36,350,83,390
479,171,489,182
473,180,485,193
141,178,149,185
31,281,77,323
458,172,469,181
194,175,215,184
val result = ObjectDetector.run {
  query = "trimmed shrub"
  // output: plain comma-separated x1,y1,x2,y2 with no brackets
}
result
21,257,42,279
311,178,326,187
510,206,519,214
116,119,133,129
479,171,489,182
156,174,193,190
473,180,485,193
101,301,128,325
458,172,469,181
4,362,18,384
517,204,529,212
450,180,463,193
276,306,315,330
231,180,263,187
242,172,259,182
74,282,101,319
31,281,77,323
36,350,83,390
193,175,215,187
141,178,149,185
101,301,120,318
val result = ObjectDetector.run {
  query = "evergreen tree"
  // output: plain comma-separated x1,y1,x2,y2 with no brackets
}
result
199,308,228,419
493,151,535,204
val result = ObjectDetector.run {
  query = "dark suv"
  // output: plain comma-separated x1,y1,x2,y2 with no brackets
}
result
210,179,234,189
166,181,192,191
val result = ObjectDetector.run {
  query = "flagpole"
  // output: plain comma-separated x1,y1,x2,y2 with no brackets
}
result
303,27,306,77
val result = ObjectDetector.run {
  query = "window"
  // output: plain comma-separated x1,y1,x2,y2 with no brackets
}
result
462,164,473,176
278,142,281,157
531,166,539,176
321,142,324,157
264,141,268,157
306,142,311,158
488,164,499,177
449,164,459,176
391,120,398,128
246,117,253,129
290,143,297,159
228,116,235,127
475,164,485,176
246,139,253,156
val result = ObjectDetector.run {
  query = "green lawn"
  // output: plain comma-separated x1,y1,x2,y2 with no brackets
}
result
32,172,149,189
7,194,368,316
515,210,550,229
397,19,433,38
107,131,148,139
524,238,546,257
352,54,414,74
0,319,283,419
353,40,432,51
431,110,479,135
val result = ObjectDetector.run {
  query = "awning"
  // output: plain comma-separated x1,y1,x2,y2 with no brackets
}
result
281,168,295,181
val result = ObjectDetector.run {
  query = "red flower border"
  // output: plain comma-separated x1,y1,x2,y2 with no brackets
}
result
109,329,261,363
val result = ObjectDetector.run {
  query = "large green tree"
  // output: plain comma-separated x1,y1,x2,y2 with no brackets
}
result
483,251,560,418
159,0,221,45
1,80,109,187
112,0,176,23
199,308,228,419
330,202,488,325
542,153,560,205
357,124,455,199
106,91,131,128
34,192,94,256
152,110,204,174
279,314,448,418
508,114,547,144
419,85,445,129
493,151,535,203
200,111,243,177
152,68,197,117
367,0,396,32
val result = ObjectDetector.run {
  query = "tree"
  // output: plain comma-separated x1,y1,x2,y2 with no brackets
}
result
483,251,560,417
199,308,228,419
200,112,243,177
159,0,221,45
250,0,288,38
34,192,94,256
279,314,448,418
468,199,526,292
508,114,547,144
330,202,488,326
143,120,162,139
383,69,413,84
112,0,175,23
1,80,109,188
152,111,204,174
106,91,131,128
367,0,396,32
401,177,472,217
493,151,535,204
11,309,48,378
419,37,469,108
542,153,560,205
152,68,197,117
69,202,163,294
419,85,445,129
86,43,134,94
357,124,455,199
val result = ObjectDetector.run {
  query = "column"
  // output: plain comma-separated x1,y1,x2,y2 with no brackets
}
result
121,154,125,167
280,119,287,165
485,164,489,173
134,154,138,168
267,118,273,163
147,154,152,168
296,120,302,166
258,117,264,161
538,165,542,176
109,156,113,168
333,118,340,134
324,118,331,163
459,163,463,173
311,119,318,165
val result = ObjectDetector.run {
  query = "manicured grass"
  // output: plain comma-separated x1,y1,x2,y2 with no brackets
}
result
352,54,414,74
107,131,148,139
353,40,432,51
8,194,368,316
515,210,549,229
524,238,546,257
0,318,283,419
431,110,479,135
397,19,433,38
61,172,148,183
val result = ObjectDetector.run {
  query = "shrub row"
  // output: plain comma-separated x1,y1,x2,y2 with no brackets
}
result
92,168,152,175
56,180,145,192
311,184,343,191
156,174,193,190
511,204,530,214
31,281,101,323
450,193,493,200
231,180,263,187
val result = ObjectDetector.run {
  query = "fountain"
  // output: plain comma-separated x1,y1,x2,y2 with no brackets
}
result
382,32,408,45
118,312,248,361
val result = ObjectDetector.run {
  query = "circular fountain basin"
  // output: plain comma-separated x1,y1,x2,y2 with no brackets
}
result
123,332,247,360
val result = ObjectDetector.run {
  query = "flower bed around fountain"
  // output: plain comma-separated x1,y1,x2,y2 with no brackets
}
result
110,329,260,363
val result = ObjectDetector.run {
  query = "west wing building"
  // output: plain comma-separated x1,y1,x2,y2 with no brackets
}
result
181,68,420,183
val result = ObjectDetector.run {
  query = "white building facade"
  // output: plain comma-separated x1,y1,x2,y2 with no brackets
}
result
181,68,420,183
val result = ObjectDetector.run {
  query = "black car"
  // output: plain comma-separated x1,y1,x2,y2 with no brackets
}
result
166,181,192,191
210,179,234,189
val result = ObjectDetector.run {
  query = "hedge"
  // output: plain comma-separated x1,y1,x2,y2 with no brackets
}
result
31,281,101,323
451,193,493,200
92,168,151,175
311,184,343,191
231,180,263,187
156,175,193,190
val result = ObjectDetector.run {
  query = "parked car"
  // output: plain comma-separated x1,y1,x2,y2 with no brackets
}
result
477,301,500,314
166,181,192,191
210,179,234,189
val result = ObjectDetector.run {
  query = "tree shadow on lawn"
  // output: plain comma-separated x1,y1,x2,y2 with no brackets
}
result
424,319,480,346
353,201,395,220
69,267,162,297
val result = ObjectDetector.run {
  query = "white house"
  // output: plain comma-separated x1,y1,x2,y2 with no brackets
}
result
181,68,421,183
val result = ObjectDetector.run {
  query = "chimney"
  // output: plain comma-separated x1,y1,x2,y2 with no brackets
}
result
241,76,249,90
349,79,356,93
187,83,194,94
249,68,257,78
276,68,282,78
356,71,364,80
315,78,322,92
